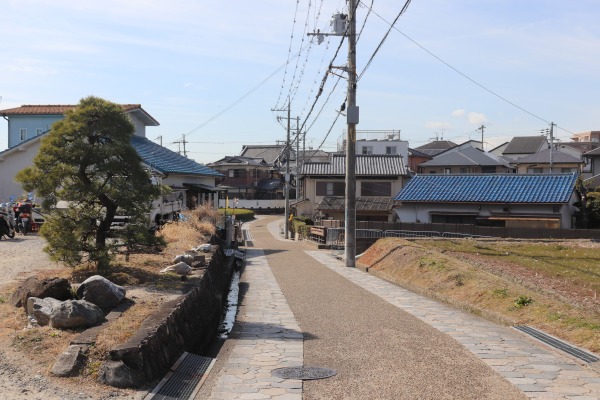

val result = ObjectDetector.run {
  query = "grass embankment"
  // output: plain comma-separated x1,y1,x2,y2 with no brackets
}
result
358,238,600,354
0,204,220,383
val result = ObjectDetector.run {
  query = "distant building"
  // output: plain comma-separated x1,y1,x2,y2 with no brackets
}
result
511,148,583,174
413,140,457,157
394,174,579,229
571,131,600,143
501,136,548,161
418,146,515,174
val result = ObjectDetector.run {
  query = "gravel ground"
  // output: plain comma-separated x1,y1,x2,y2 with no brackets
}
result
0,234,148,400
0,233,60,286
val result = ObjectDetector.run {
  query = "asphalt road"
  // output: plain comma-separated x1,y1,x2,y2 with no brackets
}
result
245,215,526,399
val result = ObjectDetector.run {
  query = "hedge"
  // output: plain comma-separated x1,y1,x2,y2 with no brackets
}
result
290,217,313,239
219,208,255,222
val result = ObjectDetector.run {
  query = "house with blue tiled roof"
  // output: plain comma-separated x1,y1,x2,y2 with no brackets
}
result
394,173,580,229
0,104,223,213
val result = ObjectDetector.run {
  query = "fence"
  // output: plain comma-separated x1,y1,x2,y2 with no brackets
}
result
314,220,600,240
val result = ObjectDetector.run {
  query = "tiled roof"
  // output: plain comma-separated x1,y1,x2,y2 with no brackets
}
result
207,156,270,167
317,196,394,211
408,148,432,159
301,154,406,176
0,104,159,126
503,136,547,155
0,104,142,115
395,174,578,204
584,147,600,156
130,136,223,177
239,145,296,164
415,140,457,150
513,148,582,164
419,146,513,168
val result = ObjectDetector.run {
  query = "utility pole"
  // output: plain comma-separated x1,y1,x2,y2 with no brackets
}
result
478,125,485,151
285,99,291,239
345,0,358,268
296,116,300,202
182,135,188,158
549,122,555,173
271,101,295,239
308,4,358,267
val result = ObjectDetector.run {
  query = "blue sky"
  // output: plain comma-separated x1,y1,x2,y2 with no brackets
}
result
1,0,600,164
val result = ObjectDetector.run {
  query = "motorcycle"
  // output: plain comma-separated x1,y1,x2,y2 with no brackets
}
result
15,202,32,236
0,204,16,240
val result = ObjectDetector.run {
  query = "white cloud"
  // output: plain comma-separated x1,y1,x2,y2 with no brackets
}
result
468,112,488,125
451,109,465,117
425,121,452,130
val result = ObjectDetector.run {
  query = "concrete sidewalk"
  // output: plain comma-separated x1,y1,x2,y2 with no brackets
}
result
204,216,599,399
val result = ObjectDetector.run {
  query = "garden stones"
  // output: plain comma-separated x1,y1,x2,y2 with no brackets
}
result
76,275,126,309
49,300,104,329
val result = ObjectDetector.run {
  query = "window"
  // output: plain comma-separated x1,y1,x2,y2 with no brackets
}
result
482,166,496,174
444,168,451,174
459,168,467,174
561,167,576,173
385,146,397,155
361,146,373,155
361,181,391,196
20,128,27,142
228,169,246,178
527,167,543,174
316,181,345,196
429,171,437,174
36,128,43,136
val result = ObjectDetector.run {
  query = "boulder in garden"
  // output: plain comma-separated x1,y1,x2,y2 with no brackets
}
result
76,275,126,309
50,300,103,329
10,276,72,308
27,297,63,326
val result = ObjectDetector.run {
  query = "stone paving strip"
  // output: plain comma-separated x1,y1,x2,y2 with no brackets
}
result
306,250,600,400
209,248,303,400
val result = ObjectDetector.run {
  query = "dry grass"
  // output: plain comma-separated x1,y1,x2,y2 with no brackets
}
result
0,209,218,386
358,237,600,354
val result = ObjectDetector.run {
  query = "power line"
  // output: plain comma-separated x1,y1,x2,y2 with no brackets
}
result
274,0,302,109
358,0,411,82
366,5,578,137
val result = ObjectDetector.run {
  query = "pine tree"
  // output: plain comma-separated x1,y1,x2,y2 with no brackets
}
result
16,96,165,273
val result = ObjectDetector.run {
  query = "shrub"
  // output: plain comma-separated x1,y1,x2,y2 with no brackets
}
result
290,217,313,239
220,208,255,222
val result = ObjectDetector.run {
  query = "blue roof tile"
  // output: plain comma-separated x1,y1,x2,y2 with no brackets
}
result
130,136,223,177
394,174,578,204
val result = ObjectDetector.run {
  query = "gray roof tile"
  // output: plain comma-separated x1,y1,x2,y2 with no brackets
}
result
301,154,406,176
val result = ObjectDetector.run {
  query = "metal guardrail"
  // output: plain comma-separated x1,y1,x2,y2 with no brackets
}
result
323,228,496,246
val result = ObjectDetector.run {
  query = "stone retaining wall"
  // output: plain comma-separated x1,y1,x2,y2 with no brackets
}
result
99,243,235,388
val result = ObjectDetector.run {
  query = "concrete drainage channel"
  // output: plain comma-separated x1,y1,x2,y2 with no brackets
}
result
514,325,600,367
145,249,245,400
144,353,215,400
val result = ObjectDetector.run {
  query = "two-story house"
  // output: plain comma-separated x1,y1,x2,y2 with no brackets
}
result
294,154,408,222
207,155,283,200
0,104,223,210
418,144,515,174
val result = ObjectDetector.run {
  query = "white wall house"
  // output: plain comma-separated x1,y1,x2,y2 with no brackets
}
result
0,104,223,212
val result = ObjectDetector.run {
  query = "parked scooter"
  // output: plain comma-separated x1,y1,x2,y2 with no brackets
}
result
0,203,16,239
14,202,32,235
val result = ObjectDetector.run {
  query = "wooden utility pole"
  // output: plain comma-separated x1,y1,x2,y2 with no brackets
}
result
549,122,555,173
345,0,358,268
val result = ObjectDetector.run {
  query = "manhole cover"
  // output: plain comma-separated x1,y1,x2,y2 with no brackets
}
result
272,366,337,380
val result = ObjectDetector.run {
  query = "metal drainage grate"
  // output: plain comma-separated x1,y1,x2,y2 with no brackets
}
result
514,325,600,364
146,352,215,400
272,366,337,381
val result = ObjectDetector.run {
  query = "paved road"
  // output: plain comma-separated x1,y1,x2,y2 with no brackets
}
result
200,216,600,399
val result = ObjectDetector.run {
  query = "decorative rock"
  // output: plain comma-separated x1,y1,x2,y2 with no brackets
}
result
50,300,104,329
98,360,146,388
27,297,62,326
10,277,71,308
76,275,126,309
173,254,194,265
194,243,212,253
50,345,88,377
160,262,192,275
